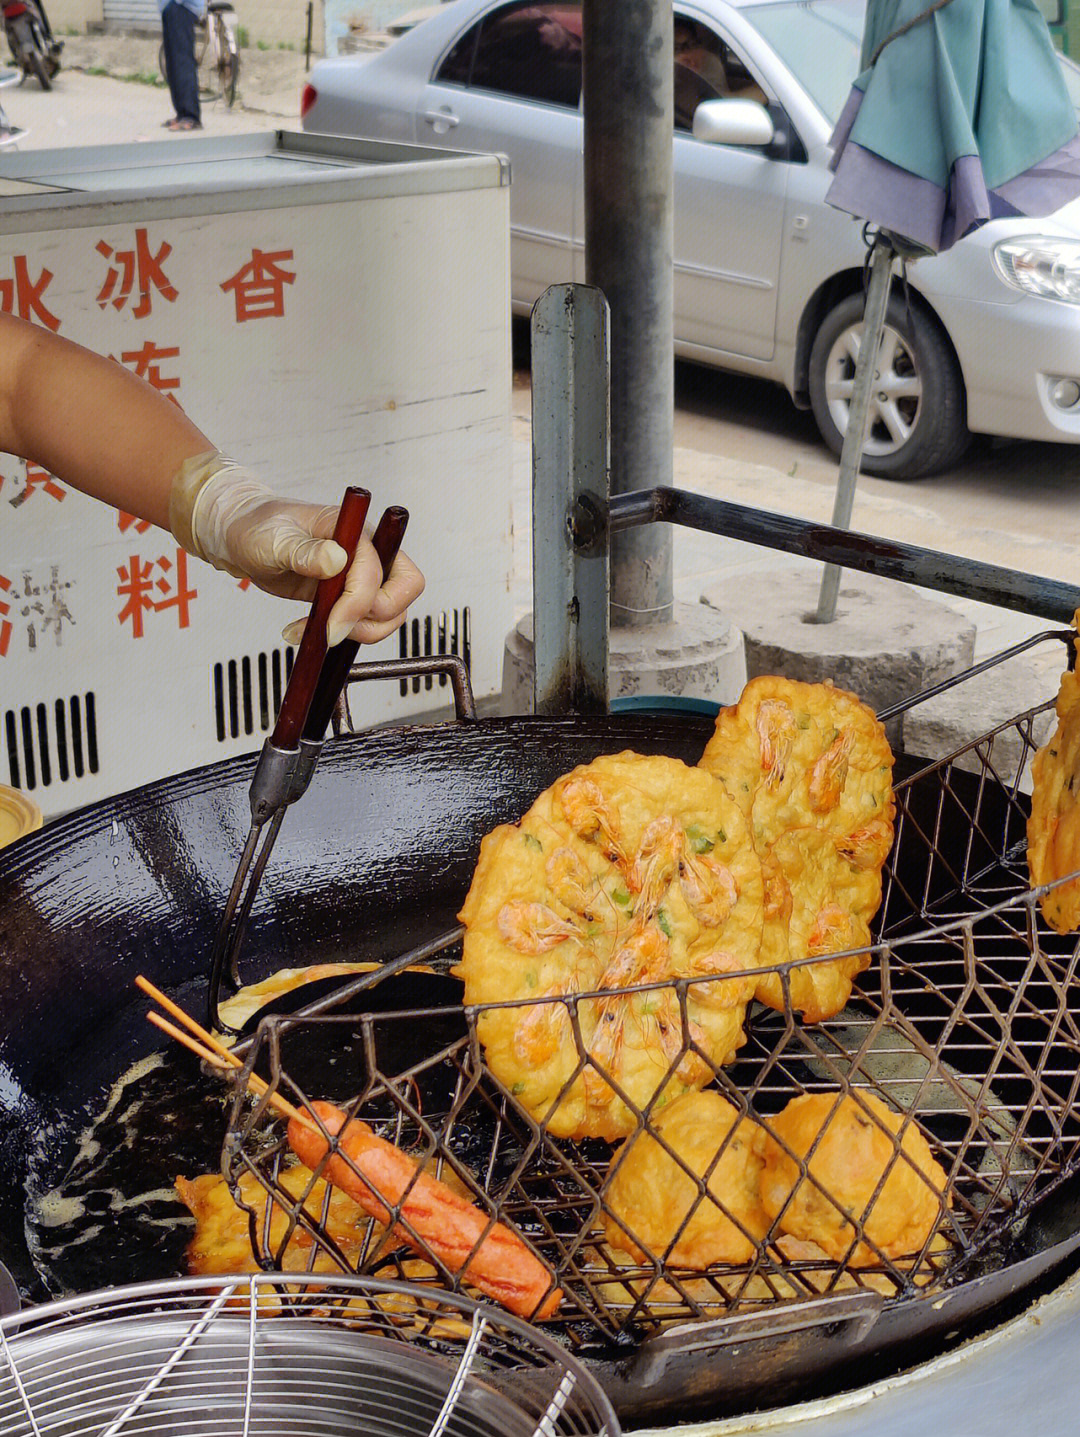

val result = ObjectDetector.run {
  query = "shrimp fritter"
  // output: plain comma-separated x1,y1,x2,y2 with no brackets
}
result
455,753,764,1141
754,1091,949,1267
602,1090,770,1266
699,677,894,1020
1028,613,1080,933
756,829,879,1022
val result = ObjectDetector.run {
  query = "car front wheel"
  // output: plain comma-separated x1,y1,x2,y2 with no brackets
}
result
808,292,971,480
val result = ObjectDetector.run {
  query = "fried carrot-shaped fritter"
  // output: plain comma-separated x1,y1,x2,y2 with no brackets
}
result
287,1099,561,1320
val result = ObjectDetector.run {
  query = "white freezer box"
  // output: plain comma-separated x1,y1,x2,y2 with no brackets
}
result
0,130,513,818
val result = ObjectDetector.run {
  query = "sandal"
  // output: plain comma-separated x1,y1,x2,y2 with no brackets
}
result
166,117,202,131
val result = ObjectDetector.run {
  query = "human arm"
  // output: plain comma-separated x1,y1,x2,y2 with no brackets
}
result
0,311,424,644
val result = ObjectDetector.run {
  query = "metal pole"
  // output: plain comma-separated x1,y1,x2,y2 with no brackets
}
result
305,1,313,72
582,0,674,629
815,237,895,623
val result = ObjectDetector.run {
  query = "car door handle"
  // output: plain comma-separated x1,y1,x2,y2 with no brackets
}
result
423,108,460,131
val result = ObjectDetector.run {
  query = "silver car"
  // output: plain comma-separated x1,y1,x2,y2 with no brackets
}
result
301,0,1080,479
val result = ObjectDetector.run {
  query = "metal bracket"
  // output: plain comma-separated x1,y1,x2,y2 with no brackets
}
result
531,283,611,715
333,654,478,734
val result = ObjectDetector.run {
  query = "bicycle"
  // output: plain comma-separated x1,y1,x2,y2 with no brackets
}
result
159,0,240,108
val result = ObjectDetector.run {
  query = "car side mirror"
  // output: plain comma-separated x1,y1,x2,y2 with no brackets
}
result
692,97,775,148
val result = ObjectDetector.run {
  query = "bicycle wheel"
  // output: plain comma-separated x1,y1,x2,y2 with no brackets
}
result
195,21,219,99
215,16,239,106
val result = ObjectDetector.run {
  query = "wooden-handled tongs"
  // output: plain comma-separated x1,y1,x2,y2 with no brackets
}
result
206,487,408,1034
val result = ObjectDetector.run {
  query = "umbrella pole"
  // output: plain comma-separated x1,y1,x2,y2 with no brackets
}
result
815,237,896,623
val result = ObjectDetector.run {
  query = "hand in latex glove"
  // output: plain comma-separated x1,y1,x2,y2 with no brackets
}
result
169,453,424,646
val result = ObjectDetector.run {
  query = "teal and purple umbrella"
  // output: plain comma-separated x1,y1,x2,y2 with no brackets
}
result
826,0,1080,254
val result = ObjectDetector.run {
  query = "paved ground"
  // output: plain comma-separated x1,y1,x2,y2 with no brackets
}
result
1,31,307,147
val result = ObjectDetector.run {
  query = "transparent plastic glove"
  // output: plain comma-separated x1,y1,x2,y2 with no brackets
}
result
169,452,424,647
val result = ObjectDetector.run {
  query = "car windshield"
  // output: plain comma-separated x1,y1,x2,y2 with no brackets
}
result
742,0,1080,124
741,0,862,120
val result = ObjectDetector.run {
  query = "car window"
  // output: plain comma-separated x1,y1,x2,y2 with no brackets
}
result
437,2,584,107
673,14,768,132
439,21,479,85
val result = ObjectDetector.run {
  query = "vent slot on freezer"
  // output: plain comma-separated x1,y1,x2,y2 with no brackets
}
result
212,648,295,743
3,694,99,792
398,607,472,695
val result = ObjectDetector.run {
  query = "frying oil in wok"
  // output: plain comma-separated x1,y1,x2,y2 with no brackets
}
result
20,1005,448,1298
25,1049,228,1295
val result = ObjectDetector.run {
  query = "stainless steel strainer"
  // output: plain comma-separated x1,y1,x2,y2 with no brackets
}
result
0,1273,618,1437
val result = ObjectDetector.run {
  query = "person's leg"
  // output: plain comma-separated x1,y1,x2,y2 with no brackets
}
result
161,1,201,126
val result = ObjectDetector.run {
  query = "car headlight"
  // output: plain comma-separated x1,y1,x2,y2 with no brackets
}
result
992,237,1080,304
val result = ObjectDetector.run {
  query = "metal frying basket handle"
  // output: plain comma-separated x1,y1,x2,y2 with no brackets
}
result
876,625,1076,724
334,654,479,733
628,1289,884,1390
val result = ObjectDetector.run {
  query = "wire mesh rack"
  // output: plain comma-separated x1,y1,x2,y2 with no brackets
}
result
0,1273,619,1437
214,631,1080,1345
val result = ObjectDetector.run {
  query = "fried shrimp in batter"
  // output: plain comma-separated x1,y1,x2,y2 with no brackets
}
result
699,677,895,1021
1028,613,1080,933
701,677,895,851
601,1090,771,1266
455,753,765,1140
754,829,878,1023
754,1091,949,1267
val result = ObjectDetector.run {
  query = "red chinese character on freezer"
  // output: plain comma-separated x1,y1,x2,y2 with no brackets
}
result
7,463,66,508
0,256,59,330
117,342,182,404
117,548,197,638
96,230,179,319
151,551,197,627
116,510,152,535
0,574,11,657
220,248,296,321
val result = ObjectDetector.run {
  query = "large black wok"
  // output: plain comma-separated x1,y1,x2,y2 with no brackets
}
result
3,713,1080,1426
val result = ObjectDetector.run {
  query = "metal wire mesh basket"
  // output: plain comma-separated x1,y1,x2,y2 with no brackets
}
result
0,1273,619,1436
218,632,1080,1345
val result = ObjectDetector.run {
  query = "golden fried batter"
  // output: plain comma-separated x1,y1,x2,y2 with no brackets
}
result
754,1091,949,1267
701,677,895,852
755,829,877,1022
455,753,764,1140
699,677,894,1021
175,1164,384,1277
601,1090,770,1266
214,963,388,1035
1028,614,1080,933
176,1157,473,1279
590,1241,804,1316
588,1227,943,1323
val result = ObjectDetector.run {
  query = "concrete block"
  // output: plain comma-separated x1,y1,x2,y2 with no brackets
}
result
903,639,1065,789
698,571,977,751
501,601,746,715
